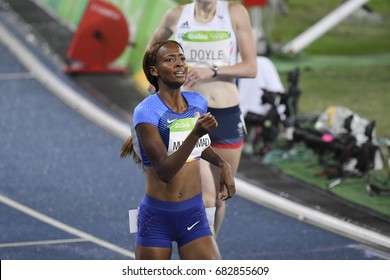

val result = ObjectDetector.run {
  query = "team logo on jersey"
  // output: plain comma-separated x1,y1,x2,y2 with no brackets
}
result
180,21,190,29
167,118,177,124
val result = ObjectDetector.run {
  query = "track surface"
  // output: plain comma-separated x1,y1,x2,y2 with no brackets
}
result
0,4,389,260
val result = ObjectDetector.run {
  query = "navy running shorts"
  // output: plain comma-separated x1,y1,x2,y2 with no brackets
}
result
208,105,245,149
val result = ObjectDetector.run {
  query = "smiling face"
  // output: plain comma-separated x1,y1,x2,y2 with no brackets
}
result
151,42,188,90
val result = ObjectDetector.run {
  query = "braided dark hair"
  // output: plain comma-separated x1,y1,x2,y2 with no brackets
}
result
143,40,184,92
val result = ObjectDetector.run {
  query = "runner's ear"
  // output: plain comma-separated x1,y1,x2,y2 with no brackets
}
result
150,66,157,77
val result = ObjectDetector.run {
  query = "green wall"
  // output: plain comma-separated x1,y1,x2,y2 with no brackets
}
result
40,0,177,91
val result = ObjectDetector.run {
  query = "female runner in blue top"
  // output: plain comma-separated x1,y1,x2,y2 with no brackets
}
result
121,40,235,260
147,0,257,236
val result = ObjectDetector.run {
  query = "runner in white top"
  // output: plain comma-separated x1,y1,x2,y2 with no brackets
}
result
147,0,256,236
175,1,238,70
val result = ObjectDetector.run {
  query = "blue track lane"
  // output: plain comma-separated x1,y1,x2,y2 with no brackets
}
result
0,13,386,260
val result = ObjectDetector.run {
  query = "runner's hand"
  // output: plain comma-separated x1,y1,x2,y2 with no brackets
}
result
184,67,214,88
193,113,218,137
219,161,235,201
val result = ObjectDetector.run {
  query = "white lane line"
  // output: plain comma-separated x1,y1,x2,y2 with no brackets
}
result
348,244,390,260
0,22,134,259
0,72,34,80
1,18,389,251
235,177,390,250
0,194,135,259
0,238,86,248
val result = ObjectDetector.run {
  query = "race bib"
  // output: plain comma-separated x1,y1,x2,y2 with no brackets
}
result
167,118,211,162
181,30,231,67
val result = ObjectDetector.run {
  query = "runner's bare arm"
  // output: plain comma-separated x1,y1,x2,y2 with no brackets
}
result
146,6,182,48
201,147,236,200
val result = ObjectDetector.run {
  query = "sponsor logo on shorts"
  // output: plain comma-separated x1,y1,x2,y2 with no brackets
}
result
187,221,200,231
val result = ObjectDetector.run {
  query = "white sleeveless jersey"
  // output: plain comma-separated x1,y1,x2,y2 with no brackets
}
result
174,1,238,68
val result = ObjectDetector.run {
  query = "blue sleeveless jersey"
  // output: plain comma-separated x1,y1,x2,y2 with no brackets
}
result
133,91,210,167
